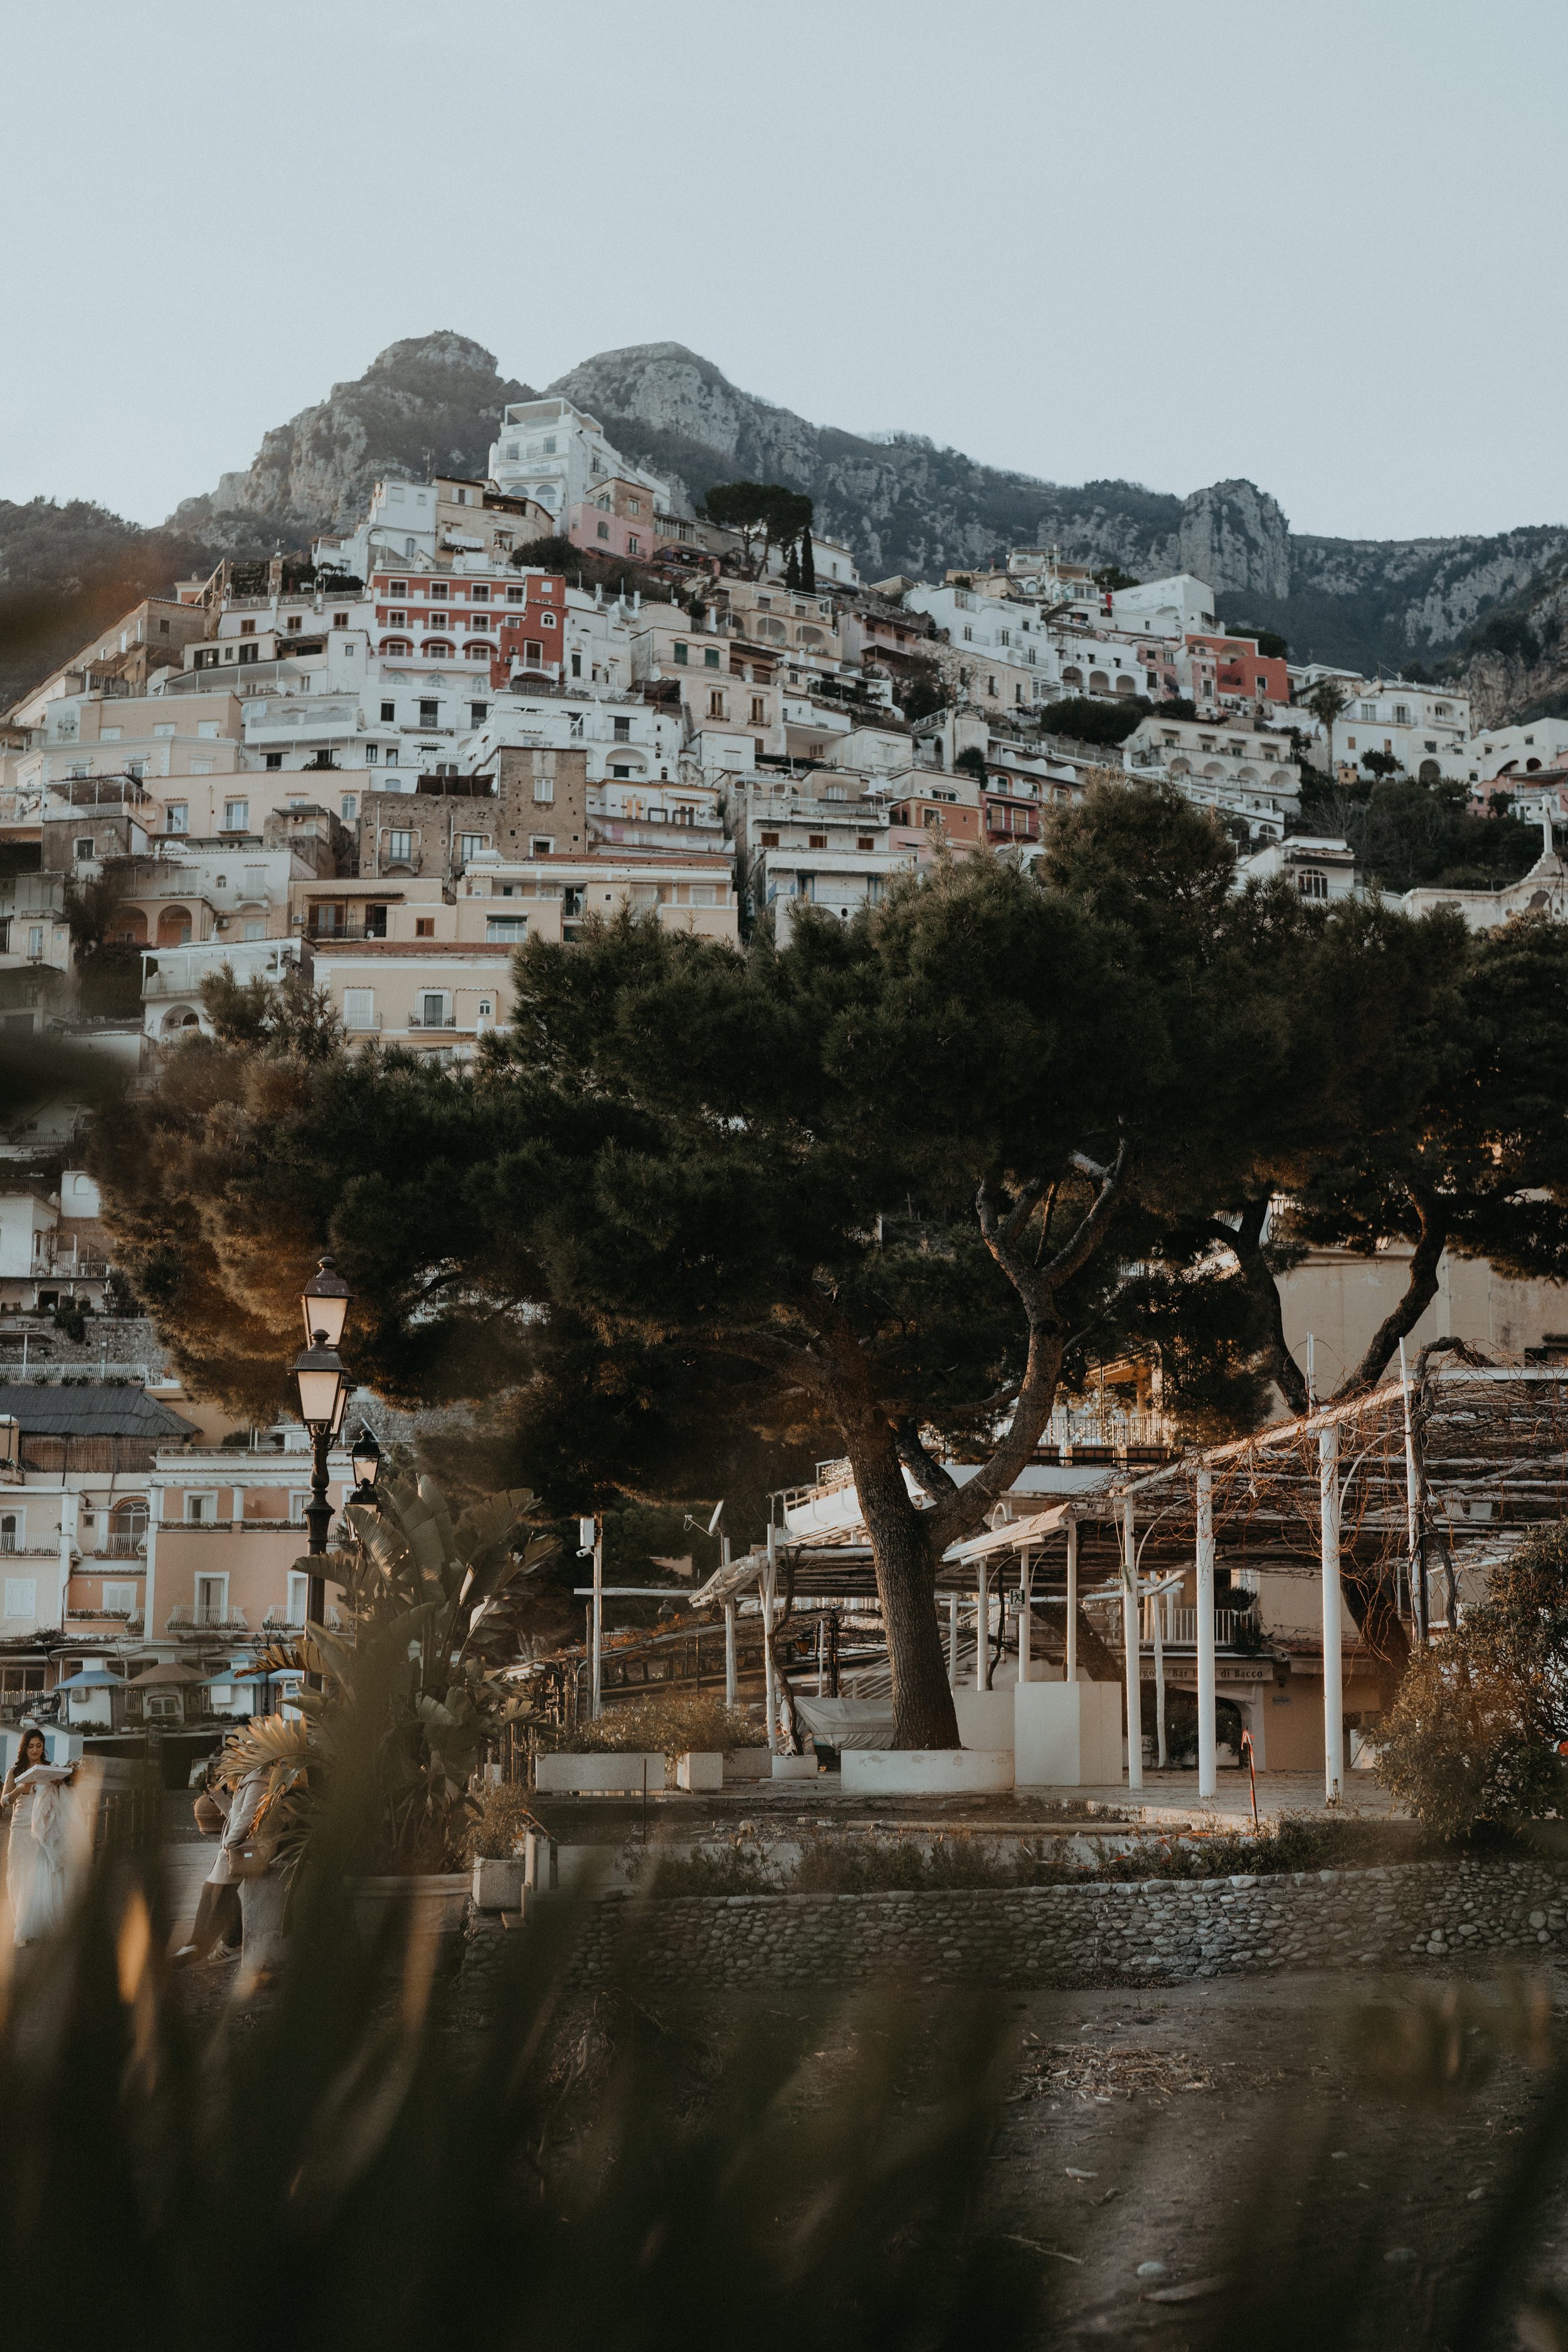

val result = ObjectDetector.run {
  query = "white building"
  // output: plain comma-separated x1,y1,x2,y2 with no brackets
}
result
1332,682,1472,780
1110,573,1218,638
1236,834,1357,903
1464,718,1568,784
488,397,670,526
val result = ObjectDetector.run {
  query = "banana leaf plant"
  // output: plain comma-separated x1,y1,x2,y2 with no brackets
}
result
221,1475,556,1874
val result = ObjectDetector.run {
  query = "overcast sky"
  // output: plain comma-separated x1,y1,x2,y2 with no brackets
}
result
6,0,1564,544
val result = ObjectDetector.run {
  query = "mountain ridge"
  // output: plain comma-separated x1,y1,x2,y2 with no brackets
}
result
6,333,1568,708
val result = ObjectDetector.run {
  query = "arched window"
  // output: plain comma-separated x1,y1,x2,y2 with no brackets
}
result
381,637,411,656
156,907,193,946
1089,671,1110,694
1060,667,1083,689
464,642,490,660
1296,867,1328,901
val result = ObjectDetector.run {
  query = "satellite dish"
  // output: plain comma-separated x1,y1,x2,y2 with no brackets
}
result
707,1498,725,1537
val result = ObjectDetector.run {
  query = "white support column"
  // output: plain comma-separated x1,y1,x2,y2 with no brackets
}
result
723,1599,737,1708
1065,1519,1078,1683
763,1522,778,1753
948,1591,960,1687
1196,1467,1217,1800
1399,1337,1427,1645
1121,1500,1143,1791
1320,1421,1344,1804
144,1481,163,1644
1152,1584,1167,1769
1017,1547,1032,1684
975,1562,989,1691
590,1517,603,1720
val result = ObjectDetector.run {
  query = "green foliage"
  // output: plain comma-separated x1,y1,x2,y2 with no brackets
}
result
699,480,813,578
1468,608,1542,667
1378,1524,1568,1836
1296,768,1542,893
953,744,987,781
459,1777,544,1862
226,1473,558,1872
1229,621,1289,659
890,654,946,722
200,962,342,1059
1037,693,1150,745
1091,564,1140,591
1361,748,1401,778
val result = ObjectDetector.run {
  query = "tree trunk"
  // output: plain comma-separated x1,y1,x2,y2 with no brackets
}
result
1341,1567,1411,1703
846,1418,960,1749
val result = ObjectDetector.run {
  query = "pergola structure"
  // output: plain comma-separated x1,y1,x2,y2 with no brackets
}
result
685,1362,1568,1796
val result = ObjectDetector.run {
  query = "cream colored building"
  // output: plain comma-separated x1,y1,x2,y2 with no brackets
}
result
1278,1242,1568,1395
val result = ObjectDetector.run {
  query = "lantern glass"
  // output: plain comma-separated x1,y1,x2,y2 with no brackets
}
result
300,1255,350,1350
351,1426,381,1489
295,1362,346,1428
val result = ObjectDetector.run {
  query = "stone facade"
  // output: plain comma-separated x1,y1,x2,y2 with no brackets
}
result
465,1857,1568,1995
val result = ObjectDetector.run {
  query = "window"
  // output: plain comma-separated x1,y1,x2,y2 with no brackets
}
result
507,585,526,604
102,1581,137,1617
530,836,553,857
0,1513,21,1553
524,641,543,665
485,915,529,941
596,521,610,541
3,1578,36,1621
344,989,376,1030
166,804,188,834
470,701,488,725
287,615,301,633
707,691,726,719
1296,867,1329,901
627,535,640,556
185,1493,218,1525
674,641,688,665
704,648,721,669
74,836,93,862
459,834,490,862
611,763,631,779
472,584,489,603
420,700,438,724
760,830,780,847
533,775,554,803
430,583,448,601
857,835,875,850
415,917,435,937
223,799,249,831
194,1572,228,1624
612,715,632,743
288,1571,310,1626
28,928,42,958
750,697,766,724
389,581,407,597
381,701,396,723
808,833,827,850
387,829,413,862
540,611,556,629
419,992,448,1028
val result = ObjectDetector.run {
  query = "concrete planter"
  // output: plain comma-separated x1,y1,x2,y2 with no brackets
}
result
1014,1681,1123,1788
535,1751,668,1794
771,1754,818,1781
723,1749,774,1781
349,1873,471,1941
840,1749,1014,1798
953,1690,1016,1753
676,1750,723,1791
472,1855,527,1910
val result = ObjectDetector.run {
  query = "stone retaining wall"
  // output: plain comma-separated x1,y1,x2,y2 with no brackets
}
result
465,1858,1568,1994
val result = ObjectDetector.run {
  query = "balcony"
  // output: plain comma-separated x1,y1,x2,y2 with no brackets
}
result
1143,1604,1244,1648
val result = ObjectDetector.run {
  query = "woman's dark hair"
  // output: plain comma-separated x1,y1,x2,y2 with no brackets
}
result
16,1727,46,1765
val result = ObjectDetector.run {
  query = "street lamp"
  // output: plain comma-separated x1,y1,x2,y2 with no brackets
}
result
349,1422,381,1506
293,1267,352,1643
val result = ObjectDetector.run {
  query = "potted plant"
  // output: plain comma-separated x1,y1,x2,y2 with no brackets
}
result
221,1473,557,1945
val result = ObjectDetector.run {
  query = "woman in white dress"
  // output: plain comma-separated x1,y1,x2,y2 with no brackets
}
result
1,1725,77,1946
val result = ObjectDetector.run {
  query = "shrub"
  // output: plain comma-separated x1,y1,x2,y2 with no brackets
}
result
460,1779,547,1863
549,1692,760,1759
1378,1524,1568,1837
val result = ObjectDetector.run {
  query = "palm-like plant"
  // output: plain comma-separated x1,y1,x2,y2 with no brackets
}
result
224,1475,558,1873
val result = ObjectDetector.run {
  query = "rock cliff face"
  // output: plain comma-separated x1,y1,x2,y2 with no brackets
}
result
170,333,536,548
37,332,1568,710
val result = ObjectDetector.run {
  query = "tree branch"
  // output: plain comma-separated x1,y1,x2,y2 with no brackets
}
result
1202,1197,1308,1416
1332,1187,1449,1399
1041,1136,1131,1291
892,1417,960,1503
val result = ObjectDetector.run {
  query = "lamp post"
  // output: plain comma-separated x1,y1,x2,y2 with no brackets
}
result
292,1256,352,1657
349,1422,382,1508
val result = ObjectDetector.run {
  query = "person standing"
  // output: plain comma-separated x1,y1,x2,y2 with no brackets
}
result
1,1725,78,1946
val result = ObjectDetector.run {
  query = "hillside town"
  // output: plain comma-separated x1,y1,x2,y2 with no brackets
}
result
0,388,1564,1770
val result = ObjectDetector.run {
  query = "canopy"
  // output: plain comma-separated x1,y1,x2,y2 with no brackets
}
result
54,1667,125,1690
